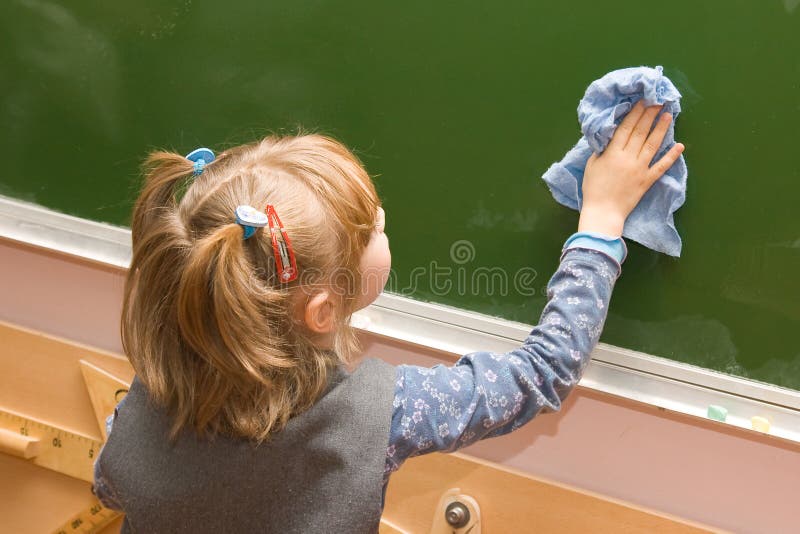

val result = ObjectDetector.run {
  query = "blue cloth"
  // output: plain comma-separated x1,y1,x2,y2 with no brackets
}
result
541,65,688,257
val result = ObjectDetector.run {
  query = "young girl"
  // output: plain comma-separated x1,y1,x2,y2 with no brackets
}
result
94,101,683,532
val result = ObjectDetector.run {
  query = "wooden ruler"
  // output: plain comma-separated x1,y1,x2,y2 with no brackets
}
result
54,502,120,534
0,360,130,533
0,409,101,482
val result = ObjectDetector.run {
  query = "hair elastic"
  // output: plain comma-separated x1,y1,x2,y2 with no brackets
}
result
185,147,216,176
234,205,269,240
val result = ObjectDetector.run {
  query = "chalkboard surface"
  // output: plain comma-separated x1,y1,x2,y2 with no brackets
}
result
2,1,798,389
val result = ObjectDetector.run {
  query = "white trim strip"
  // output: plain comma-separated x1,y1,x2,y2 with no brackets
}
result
2,195,799,444
0,196,131,269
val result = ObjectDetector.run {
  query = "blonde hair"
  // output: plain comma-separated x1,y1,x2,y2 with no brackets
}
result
121,134,380,442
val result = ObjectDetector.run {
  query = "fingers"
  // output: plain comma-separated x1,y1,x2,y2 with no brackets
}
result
607,100,646,151
638,112,673,162
625,104,663,153
647,143,685,184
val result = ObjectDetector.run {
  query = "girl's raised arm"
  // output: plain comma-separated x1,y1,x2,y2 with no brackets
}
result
384,102,684,478
385,244,620,475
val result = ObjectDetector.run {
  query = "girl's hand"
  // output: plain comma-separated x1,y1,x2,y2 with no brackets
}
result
578,100,685,236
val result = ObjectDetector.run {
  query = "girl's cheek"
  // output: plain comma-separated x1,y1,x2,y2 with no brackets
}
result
355,235,391,310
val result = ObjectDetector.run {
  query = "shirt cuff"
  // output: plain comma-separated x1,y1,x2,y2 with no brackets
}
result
563,231,628,264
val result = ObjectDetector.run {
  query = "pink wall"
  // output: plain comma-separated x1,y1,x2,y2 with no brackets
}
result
0,241,126,353
2,238,798,533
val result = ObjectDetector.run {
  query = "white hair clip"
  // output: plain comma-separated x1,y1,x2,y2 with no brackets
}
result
234,205,269,240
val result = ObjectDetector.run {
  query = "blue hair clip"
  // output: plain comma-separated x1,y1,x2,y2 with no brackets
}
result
235,205,269,240
185,147,216,176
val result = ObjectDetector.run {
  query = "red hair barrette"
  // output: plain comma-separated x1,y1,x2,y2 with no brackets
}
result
266,205,298,283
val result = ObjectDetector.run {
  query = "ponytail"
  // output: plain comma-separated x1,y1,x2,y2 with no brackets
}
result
177,223,292,377
175,223,302,438
131,152,194,244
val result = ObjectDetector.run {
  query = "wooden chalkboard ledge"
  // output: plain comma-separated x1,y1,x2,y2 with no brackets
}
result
2,194,800,446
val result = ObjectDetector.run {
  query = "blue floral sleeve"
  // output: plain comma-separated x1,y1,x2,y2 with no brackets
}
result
383,246,621,483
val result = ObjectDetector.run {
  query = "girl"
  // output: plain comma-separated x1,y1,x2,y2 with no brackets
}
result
95,101,683,532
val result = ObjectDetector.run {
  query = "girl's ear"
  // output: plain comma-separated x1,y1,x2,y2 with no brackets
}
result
304,291,336,334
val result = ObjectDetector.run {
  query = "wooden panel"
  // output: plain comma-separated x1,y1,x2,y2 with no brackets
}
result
0,321,133,439
0,321,132,533
383,452,717,533
0,453,98,534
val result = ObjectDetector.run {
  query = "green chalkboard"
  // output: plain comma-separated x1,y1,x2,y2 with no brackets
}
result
2,1,798,389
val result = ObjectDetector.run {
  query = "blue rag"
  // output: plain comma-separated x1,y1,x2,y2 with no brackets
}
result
541,65,687,257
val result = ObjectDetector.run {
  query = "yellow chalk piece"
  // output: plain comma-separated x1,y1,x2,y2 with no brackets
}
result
751,416,770,433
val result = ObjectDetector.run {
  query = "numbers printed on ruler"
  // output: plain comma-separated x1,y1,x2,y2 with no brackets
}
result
53,499,121,534
0,409,102,483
